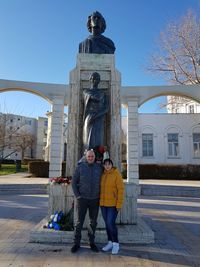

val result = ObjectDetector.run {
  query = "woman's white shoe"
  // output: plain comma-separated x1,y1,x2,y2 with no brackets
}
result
112,242,119,254
102,241,113,252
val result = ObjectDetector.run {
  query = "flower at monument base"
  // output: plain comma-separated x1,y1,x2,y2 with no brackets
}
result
94,145,110,162
44,211,64,231
44,209,74,231
98,145,106,154
50,176,72,185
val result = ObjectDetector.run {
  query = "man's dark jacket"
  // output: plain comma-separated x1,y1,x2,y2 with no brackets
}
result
72,162,103,199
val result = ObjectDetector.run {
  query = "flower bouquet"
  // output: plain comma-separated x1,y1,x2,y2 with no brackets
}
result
50,176,72,185
44,208,74,231
94,145,110,163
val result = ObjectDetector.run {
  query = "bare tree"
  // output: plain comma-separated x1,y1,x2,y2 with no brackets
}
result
0,114,18,162
148,10,200,84
147,9,200,110
14,130,35,161
0,113,35,167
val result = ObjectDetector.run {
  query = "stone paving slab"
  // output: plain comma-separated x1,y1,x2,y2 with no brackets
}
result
140,184,200,197
1,193,200,266
0,172,48,184
0,174,200,266
140,179,200,187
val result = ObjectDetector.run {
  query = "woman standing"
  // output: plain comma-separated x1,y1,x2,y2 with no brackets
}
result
100,159,124,254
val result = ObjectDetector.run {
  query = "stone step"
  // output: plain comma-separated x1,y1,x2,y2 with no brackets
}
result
140,184,200,197
0,184,47,194
30,216,154,244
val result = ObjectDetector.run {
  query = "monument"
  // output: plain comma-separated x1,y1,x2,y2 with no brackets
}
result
66,10,121,176
30,11,154,244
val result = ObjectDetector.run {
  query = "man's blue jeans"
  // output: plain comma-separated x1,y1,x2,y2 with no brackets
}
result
101,206,119,243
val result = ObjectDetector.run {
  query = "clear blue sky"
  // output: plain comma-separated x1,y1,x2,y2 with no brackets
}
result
0,0,199,117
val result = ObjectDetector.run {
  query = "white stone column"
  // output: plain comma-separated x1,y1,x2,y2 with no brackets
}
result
110,72,122,170
127,98,139,184
44,112,52,162
49,96,64,178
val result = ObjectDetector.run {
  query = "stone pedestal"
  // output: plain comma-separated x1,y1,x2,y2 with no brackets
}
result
66,54,121,176
48,182,139,227
117,183,139,224
48,184,74,216
48,96,65,178
49,54,139,226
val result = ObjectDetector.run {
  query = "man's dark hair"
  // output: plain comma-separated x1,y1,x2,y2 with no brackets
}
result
103,158,113,166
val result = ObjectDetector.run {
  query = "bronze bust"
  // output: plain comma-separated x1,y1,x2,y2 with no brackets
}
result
79,11,115,54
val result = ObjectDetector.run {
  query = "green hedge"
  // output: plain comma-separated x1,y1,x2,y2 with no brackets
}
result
28,161,49,177
28,161,66,177
23,158,44,165
121,164,200,180
139,164,200,180
29,162,200,180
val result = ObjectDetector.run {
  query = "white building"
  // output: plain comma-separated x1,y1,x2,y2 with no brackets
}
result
0,113,46,160
0,112,67,162
122,113,200,165
167,96,200,113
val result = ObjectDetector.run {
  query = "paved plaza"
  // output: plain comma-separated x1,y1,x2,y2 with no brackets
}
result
0,173,200,266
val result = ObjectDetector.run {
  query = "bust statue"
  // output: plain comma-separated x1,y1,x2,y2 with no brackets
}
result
79,11,115,54
82,72,109,150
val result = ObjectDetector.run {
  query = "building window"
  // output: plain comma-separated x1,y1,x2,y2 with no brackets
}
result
189,105,194,113
142,134,153,157
193,133,200,157
44,120,48,127
168,133,179,157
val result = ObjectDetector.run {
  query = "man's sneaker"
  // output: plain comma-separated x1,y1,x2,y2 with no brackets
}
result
71,244,80,253
90,243,99,252
102,241,113,252
112,242,119,255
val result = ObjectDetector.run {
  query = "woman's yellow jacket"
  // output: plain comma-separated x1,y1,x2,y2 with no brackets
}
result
100,167,124,209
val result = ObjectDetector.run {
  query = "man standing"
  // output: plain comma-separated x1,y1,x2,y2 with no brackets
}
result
71,149,103,253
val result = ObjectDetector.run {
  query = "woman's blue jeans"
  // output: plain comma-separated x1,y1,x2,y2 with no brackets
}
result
101,206,119,243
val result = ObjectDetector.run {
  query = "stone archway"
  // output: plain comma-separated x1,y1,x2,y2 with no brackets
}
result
121,84,200,184
0,79,69,178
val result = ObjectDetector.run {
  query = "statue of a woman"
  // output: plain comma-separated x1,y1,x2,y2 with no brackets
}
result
83,72,109,150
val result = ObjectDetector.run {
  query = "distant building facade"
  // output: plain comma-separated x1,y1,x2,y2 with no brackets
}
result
1,111,200,165
0,113,37,160
167,96,200,113
0,112,67,162
122,113,200,164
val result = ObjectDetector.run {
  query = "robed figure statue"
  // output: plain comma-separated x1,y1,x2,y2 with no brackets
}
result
83,72,109,150
79,11,115,54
